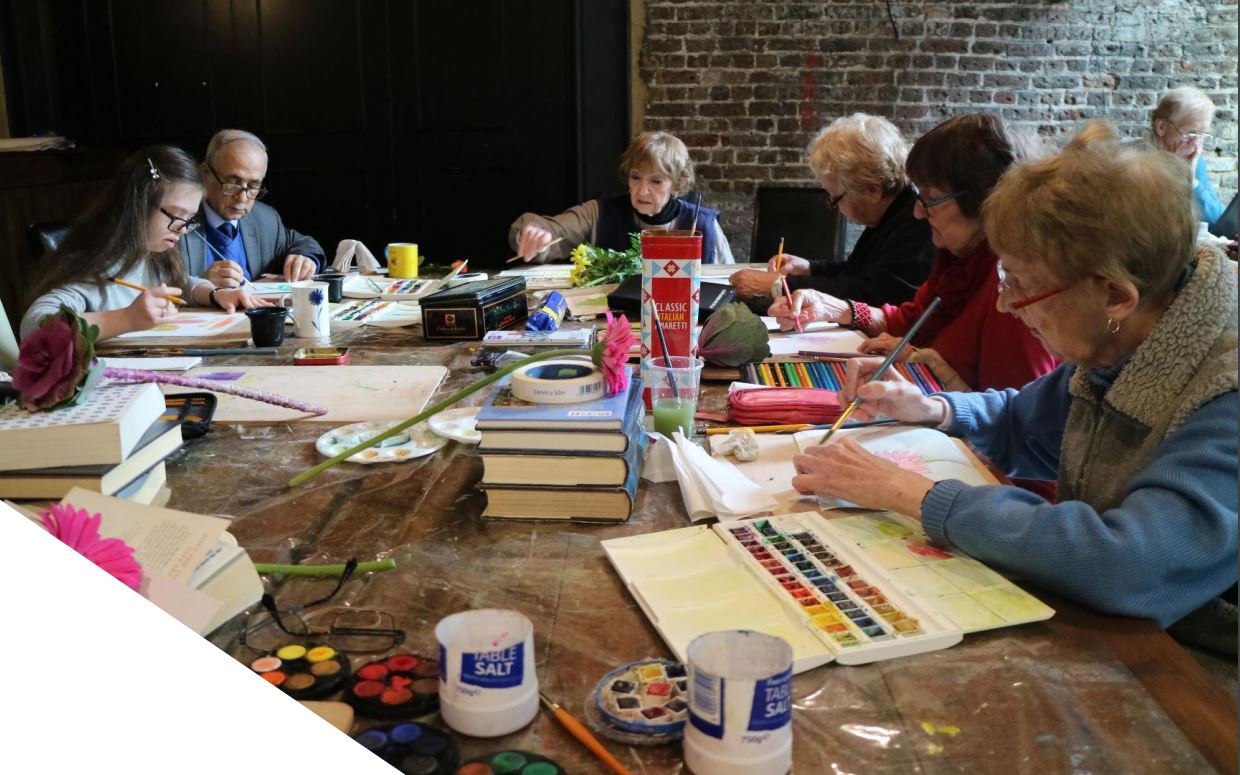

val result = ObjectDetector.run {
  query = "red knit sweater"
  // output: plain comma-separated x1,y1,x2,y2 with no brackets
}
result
881,244,1058,392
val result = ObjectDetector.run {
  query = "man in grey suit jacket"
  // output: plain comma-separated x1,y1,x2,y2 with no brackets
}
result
180,129,325,287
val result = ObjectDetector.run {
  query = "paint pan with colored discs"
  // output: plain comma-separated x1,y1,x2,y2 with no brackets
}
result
454,750,565,775
348,652,440,718
353,721,459,775
249,643,350,699
591,658,688,738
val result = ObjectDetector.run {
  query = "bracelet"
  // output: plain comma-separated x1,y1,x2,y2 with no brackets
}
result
208,288,223,309
845,299,873,332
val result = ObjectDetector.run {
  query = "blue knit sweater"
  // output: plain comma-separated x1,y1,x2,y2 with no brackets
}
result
921,364,1238,627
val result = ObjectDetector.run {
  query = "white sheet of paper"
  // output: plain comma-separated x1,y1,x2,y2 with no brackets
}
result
100,356,203,371
765,326,867,356
759,316,843,334
675,431,777,519
140,570,224,635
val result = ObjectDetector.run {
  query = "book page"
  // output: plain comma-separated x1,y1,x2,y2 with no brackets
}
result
63,488,229,583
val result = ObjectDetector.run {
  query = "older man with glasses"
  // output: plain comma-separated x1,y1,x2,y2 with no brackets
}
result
180,129,326,287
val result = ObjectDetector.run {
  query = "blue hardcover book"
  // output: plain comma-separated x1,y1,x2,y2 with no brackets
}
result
475,368,639,431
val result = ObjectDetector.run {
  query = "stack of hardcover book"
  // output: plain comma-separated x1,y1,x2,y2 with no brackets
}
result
0,383,184,503
477,370,646,522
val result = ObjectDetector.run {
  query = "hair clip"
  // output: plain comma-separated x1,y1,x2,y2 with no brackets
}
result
146,157,161,180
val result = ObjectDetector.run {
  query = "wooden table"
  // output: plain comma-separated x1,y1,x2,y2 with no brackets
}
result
178,324,1236,774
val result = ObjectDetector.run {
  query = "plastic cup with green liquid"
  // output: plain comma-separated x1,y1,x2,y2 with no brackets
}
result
646,356,704,437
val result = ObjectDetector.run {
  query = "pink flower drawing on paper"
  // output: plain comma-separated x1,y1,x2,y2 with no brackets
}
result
873,449,932,476
40,503,143,590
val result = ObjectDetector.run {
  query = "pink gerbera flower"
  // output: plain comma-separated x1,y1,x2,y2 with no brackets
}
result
873,449,932,476
594,310,636,396
40,503,143,590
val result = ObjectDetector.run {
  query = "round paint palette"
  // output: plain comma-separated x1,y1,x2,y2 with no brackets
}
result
353,721,459,775
348,652,441,719
316,420,447,464
592,658,688,736
250,643,351,700
454,751,565,775
428,407,481,444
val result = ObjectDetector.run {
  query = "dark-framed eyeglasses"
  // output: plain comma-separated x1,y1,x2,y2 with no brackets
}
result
206,164,268,200
238,559,405,654
825,189,849,210
996,263,1072,311
910,183,968,212
159,207,201,234
1169,121,1212,150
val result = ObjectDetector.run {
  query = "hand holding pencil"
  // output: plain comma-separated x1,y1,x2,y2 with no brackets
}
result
836,356,948,426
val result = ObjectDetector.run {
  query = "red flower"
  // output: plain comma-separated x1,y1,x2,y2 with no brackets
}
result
40,503,143,590
595,310,636,396
12,309,100,411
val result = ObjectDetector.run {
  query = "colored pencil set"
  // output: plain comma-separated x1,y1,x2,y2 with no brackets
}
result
741,360,943,395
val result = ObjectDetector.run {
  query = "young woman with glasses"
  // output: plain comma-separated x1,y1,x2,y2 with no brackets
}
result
21,145,270,341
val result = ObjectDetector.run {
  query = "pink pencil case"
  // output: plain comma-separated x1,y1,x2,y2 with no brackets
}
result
727,387,842,426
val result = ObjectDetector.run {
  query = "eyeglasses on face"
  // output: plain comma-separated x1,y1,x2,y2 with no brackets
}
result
159,207,200,234
996,263,1072,311
825,189,849,209
1169,121,1212,149
910,183,968,212
207,164,269,200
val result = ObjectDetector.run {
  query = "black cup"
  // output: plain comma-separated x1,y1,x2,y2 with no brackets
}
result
246,306,289,347
313,272,346,303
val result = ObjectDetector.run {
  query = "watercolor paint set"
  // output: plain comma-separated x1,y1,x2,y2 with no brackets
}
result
343,276,439,301
592,658,689,736
454,750,566,775
741,360,943,393
348,652,440,718
249,643,351,699
603,511,1054,672
353,721,459,774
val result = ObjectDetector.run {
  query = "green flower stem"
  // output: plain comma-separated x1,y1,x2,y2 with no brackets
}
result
254,559,397,576
288,347,596,487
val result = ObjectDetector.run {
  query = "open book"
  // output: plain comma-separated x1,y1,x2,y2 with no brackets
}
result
55,489,262,634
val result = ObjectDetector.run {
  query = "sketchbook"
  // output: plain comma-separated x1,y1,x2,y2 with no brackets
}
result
603,510,1053,673
115,312,247,339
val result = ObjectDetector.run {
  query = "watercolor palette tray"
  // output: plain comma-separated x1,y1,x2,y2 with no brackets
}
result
343,276,440,300
593,658,689,735
604,512,1053,672
330,299,423,328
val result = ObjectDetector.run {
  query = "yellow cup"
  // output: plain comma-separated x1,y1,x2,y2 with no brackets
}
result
386,243,419,278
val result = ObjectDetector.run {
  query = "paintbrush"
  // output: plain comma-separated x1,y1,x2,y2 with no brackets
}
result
798,350,869,359
539,692,632,775
98,347,280,357
648,301,680,401
111,278,186,306
689,191,703,236
191,229,248,287
507,236,564,263
365,277,384,293
817,296,941,446
705,423,812,436
779,418,901,434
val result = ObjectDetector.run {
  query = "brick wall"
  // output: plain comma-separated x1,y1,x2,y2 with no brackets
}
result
636,0,1239,261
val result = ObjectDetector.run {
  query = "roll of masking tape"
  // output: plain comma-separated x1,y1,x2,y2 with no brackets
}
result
510,359,605,404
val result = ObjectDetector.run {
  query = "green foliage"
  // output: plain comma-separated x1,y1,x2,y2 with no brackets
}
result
570,232,643,288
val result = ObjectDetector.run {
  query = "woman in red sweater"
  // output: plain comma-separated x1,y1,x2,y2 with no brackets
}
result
770,113,1058,392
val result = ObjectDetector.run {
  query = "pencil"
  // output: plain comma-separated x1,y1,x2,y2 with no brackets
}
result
507,237,565,263
112,278,186,306
705,423,813,435
797,350,868,359
539,693,632,775
779,275,802,333
776,236,784,273
818,296,942,446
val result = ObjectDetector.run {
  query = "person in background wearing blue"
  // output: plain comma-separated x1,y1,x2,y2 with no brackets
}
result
791,122,1237,656
21,146,270,340
1152,86,1227,228
509,131,734,264
180,129,325,287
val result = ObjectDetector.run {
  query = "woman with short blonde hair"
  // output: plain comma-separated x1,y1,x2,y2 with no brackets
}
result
792,122,1237,654
1151,86,1226,226
730,113,933,305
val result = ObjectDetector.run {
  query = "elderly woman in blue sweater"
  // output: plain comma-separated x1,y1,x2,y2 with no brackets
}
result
791,123,1237,654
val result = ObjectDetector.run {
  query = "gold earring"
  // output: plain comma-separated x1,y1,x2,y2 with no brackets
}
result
1106,318,1120,334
